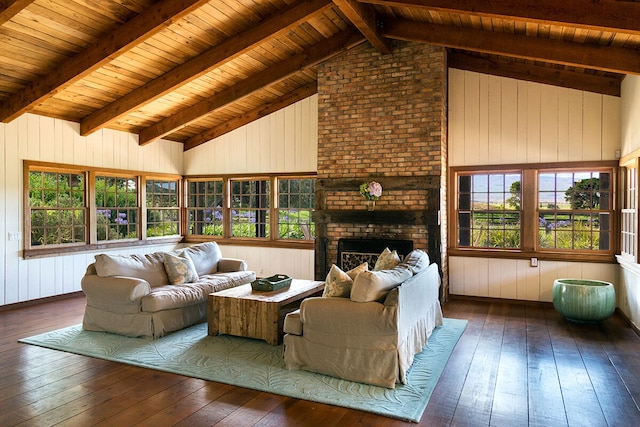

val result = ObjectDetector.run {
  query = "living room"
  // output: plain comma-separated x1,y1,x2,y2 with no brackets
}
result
2,1,640,425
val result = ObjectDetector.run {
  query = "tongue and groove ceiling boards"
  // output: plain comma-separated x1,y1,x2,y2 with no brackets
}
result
0,0,637,150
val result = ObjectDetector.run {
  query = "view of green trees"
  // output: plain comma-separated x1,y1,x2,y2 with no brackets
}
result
462,172,608,251
29,171,86,246
95,176,138,241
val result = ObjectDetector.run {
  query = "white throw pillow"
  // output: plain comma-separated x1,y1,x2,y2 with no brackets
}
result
322,262,368,298
401,249,430,274
163,253,199,285
94,252,168,287
373,247,401,271
350,265,413,303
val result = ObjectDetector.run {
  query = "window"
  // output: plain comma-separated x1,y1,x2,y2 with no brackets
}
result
538,171,611,251
457,172,521,249
187,179,224,237
28,169,86,247
185,174,316,244
621,161,638,261
95,175,138,241
451,162,617,261
146,179,180,237
230,178,270,238
24,162,182,257
278,178,315,240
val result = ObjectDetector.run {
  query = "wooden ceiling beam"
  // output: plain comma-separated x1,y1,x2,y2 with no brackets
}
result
363,0,640,34
80,0,333,137
448,51,622,97
184,82,318,151
333,0,391,54
0,0,209,123
382,19,640,75
0,0,34,26
139,29,364,146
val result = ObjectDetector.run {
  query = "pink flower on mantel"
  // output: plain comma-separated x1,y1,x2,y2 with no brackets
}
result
369,181,382,198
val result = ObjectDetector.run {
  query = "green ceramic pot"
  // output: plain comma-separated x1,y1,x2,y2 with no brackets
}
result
552,278,616,323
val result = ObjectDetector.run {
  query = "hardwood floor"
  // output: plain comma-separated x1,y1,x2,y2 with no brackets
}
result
1,296,639,426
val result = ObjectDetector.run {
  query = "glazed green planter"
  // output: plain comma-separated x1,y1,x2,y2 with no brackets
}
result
552,278,616,323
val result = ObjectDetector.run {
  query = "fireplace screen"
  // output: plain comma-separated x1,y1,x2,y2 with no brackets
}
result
337,238,414,271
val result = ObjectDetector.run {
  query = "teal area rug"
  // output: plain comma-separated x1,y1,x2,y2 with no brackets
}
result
19,318,466,423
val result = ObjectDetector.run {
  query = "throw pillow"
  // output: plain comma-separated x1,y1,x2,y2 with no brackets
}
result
401,249,430,274
94,252,169,287
163,253,199,285
373,247,401,271
350,265,413,303
322,262,368,298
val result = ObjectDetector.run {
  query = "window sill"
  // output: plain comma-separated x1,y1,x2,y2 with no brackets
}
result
183,236,315,250
448,248,617,264
23,236,184,259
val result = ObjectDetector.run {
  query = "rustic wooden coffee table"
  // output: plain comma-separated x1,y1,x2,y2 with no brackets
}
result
207,279,324,345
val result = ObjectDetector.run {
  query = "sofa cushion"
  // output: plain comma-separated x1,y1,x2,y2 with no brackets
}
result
373,247,401,271
94,252,168,287
400,249,430,274
350,265,412,303
163,253,199,285
322,262,368,298
180,242,222,276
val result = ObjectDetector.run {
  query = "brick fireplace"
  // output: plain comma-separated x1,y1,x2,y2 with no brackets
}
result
314,40,448,300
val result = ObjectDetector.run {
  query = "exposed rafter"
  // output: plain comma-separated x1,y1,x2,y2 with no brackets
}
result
79,0,333,137
140,29,364,145
363,0,640,35
333,0,390,54
448,51,622,97
0,0,33,26
0,0,209,123
184,82,318,150
382,18,640,75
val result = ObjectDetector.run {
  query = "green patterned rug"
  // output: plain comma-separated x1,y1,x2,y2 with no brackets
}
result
19,318,466,423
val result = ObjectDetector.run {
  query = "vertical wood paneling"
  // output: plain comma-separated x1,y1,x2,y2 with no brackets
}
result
0,114,185,305
582,92,602,160
501,79,518,165
448,69,466,167
487,75,501,164
539,86,558,163
526,82,541,163
448,69,622,303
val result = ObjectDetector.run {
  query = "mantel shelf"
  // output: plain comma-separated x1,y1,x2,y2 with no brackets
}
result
313,209,438,226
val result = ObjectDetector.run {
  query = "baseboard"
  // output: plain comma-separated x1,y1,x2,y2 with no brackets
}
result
615,308,640,337
0,291,84,312
447,294,553,308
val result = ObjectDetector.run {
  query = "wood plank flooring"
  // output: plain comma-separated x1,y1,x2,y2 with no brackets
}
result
1,296,639,426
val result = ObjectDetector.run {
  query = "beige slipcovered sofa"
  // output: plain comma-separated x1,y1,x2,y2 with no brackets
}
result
81,242,255,338
283,249,442,388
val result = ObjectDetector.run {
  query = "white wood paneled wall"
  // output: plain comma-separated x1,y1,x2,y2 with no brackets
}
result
183,95,318,175
449,69,620,167
0,114,183,305
0,95,318,306
448,69,621,302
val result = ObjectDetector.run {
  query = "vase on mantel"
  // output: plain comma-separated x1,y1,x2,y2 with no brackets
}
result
365,200,376,211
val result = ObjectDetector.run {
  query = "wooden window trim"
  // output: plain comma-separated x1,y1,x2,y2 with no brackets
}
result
449,161,619,263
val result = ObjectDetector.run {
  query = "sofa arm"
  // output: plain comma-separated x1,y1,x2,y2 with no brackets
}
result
217,258,248,272
81,273,151,313
299,297,397,336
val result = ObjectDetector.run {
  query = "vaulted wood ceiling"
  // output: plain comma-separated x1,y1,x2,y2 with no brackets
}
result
0,0,638,150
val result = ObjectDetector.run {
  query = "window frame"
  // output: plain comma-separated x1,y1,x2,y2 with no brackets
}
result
24,161,183,259
449,161,618,263
183,173,316,249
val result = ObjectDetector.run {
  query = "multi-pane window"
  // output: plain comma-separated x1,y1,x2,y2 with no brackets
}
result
621,165,638,260
95,175,138,241
538,171,611,251
278,178,315,240
230,179,270,238
452,163,616,259
456,172,521,249
146,179,180,237
28,170,86,247
187,179,224,237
